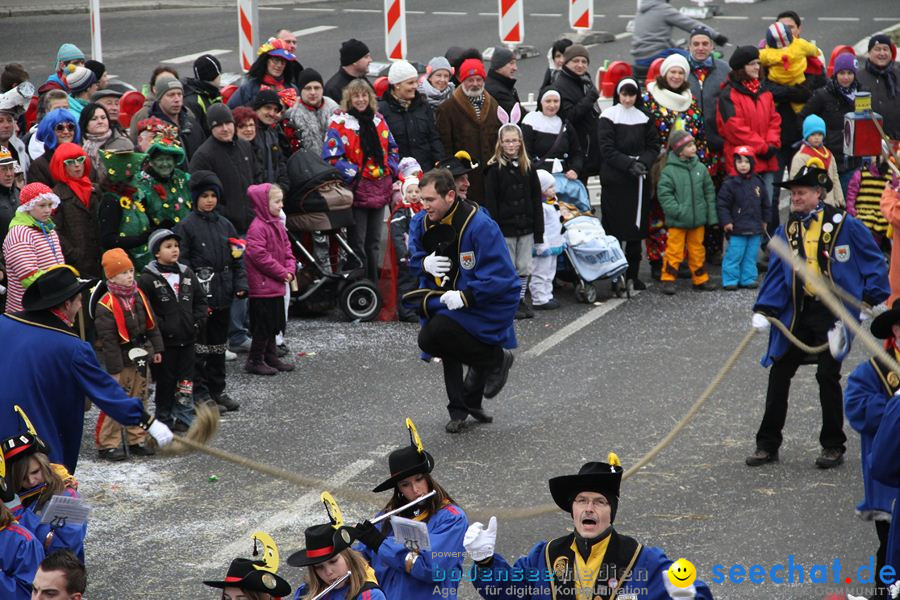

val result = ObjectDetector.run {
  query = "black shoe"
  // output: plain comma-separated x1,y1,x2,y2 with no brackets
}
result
170,420,190,434
468,408,493,423
214,392,241,412
514,305,528,320
399,313,419,323
745,449,778,467
483,350,515,399
815,448,845,469
128,443,156,456
650,261,662,280
661,281,676,295
532,298,561,310
98,447,127,462
445,419,466,433
628,278,647,291
741,281,759,289
199,398,226,415
463,367,485,395
517,299,534,319
693,280,717,292
677,264,692,279
723,284,738,291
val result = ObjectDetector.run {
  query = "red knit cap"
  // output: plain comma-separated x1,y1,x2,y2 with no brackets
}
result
458,59,486,82
18,182,60,212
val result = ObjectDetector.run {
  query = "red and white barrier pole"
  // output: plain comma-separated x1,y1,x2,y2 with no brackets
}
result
563,0,613,45
90,0,103,62
384,0,407,60
498,0,524,48
237,0,260,72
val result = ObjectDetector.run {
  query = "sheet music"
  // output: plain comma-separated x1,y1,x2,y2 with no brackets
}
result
389,515,431,551
39,494,91,527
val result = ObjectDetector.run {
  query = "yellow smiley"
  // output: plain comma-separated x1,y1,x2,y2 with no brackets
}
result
667,558,697,588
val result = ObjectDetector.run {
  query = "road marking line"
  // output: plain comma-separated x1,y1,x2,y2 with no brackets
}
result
760,16,776,20
203,458,375,569
614,32,633,40
713,15,748,19
479,12,498,16
873,17,899,21
524,297,631,358
433,10,467,15
407,10,426,14
293,7,335,11
344,8,380,12
617,14,634,18
163,49,230,65
258,6,283,9
818,16,859,21
292,25,337,37
530,13,562,17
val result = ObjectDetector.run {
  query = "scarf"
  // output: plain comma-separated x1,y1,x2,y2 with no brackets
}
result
466,93,484,118
833,77,859,105
688,55,714,70
418,79,454,108
107,279,138,310
743,78,761,95
81,129,113,172
790,201,825,226
865,60,897,98
647,81,692,112
261,73,286,92
348,107,384,167
49,143,94,208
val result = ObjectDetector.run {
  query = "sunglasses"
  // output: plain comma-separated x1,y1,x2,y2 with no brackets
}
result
55,123,76,132
63,156,86,167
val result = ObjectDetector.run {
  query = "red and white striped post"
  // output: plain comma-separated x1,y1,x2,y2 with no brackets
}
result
498,0,524,48
570,0,593,31
384,0,407,60
89,0,103,62
237,0,260,72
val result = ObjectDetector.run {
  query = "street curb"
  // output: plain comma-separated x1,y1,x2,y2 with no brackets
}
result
1,0,318,18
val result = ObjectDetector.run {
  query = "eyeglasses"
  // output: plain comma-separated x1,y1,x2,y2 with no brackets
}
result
55,123,76,132
63,156,86,167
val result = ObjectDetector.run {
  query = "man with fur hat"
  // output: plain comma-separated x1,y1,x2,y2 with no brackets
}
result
844,301,900,599
747,164,889,469
182,54,223,137
467,455,714,599
324,38,373,103
435,59,500,205
485,47,525,115
0,267,174,472
379,60,445,173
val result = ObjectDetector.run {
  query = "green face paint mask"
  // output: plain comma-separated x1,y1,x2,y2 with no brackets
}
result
149,153,176,178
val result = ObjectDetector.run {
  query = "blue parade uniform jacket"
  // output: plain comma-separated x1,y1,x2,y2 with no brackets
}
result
358,503,468,600
12,488,88,561
845,360,900,520
406,200,520,349
871,395,900,577
753,207,890,367
0,313,147,472
0,521,44,600
471,534,714,600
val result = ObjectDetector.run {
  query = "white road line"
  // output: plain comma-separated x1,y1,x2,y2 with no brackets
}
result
203,458,375,569
433,10,467,15
818,16,860,21
617,14,634,18
163,49,230,65
293,7,335,11
291,25,337,37
760,16,776,20
479,12,498,16
873,17,899,22
614,31,633,40
530,13,562,17
407,10,426,14
258,6,283,10
713,15,748,20
343,8,380,13
524,297,631,358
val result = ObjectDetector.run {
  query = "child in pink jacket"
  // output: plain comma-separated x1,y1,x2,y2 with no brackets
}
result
244,183,295,375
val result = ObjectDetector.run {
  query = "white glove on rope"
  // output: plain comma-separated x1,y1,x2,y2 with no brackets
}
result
889,581,900,599
148,420,174,446
464,516,497,562
751,313,770,332
827,321,850,361
423,252,451,277
440,290,464,310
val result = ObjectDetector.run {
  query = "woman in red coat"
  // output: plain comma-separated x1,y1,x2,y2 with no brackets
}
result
717,46,782,203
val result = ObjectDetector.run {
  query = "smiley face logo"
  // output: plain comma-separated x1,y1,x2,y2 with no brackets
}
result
667,558,696,588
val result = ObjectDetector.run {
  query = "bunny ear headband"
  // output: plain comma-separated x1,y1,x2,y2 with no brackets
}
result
497,102,523,134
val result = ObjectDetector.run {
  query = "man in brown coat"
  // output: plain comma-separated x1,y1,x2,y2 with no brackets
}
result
435,59,501,205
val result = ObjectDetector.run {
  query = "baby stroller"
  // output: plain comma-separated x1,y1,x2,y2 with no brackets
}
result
284,149,382,321
560,214,629,303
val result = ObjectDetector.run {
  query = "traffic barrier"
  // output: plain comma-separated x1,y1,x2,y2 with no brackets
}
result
221,85,239,105
118,91,145,129
498,0,524,46
237,0,259,72
384,0,407,60
600,61,633,98
89,0,103,62
564,0,614,45
645,57,664,89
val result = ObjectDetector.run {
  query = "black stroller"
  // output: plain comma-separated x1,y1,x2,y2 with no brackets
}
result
284,149,381,321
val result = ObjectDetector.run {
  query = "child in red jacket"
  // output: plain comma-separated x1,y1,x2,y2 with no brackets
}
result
244,183,295,375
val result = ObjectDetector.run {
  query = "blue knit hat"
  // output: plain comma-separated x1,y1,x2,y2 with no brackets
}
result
802,114,826,140
56,43,85,67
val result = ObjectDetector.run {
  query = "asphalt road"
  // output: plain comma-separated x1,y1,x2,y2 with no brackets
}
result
3,1,899,598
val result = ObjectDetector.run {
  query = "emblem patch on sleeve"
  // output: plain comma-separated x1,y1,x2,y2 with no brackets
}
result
460,251,476,270
834,245,850,262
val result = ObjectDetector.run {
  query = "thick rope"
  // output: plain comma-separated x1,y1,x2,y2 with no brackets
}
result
766,316,829,355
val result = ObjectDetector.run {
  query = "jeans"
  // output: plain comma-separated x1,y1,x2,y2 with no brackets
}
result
721,234,761,287
350,206,385,282
228,297,250,346
553,173,592,213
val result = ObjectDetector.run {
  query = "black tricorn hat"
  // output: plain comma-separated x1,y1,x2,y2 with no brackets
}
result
777,163,833,193
286,523,354,567
1,406,51,464
22,265,95,312
871,299,900,339
202,558,292,596
548,456,623,518
437,151,478,177
372,419,434,493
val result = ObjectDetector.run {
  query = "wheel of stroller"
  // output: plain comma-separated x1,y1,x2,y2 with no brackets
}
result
574,281,591,303
339,279,381,322
583,282,598,303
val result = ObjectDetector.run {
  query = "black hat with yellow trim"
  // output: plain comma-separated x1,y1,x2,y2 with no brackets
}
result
1,405,51,464
871,298,900,339
22,265,96,312
203,531,291,596
287,492,355,567
0,446,13,503
372,418,434,493
777,159,833,193
548,453,623,521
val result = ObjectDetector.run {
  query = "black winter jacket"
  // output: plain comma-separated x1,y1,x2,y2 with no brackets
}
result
378,92,445,171
139,261,208,347
148,102,207,162
483,161,544,242
252,125,291,191
324,69,360,103
554,67,602,176
716,173,771,235
763,80,810,151
189,136,260,234
485,70,524,115
176,209,248,310
182,78,223,137
800,79,862,173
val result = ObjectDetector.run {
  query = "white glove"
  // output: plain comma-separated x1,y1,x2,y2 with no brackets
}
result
423,252,451,277
751,313,770,331
889,581,900,599
463,516,497,562
859,308,873,322
148,420,174,446
827,321,849,360
440,290,464,310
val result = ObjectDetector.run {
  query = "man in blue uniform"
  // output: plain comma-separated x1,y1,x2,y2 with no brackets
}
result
465,456,714,599
845,302,900,599
748,165,890,468
405,168,519,433
0,267,174,472
871,379,900,594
